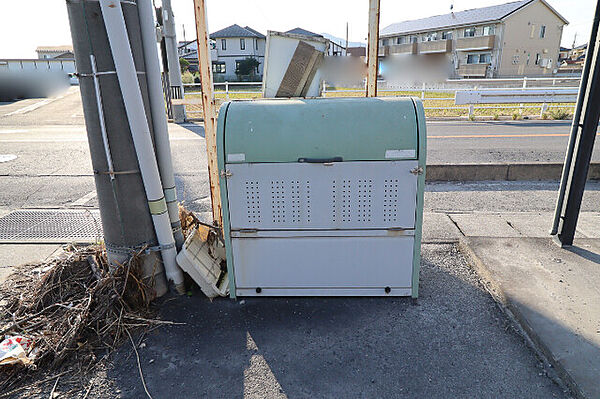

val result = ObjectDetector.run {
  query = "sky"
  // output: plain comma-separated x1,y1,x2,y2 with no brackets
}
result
0,0,593,59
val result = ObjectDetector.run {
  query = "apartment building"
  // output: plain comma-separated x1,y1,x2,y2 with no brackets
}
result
379,0,568,78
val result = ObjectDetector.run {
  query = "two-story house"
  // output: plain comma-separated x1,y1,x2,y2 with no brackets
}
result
379,0,568,78
209,24,266,81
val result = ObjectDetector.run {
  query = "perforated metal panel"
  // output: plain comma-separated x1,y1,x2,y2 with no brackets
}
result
226,160,418,230
0,210,103,243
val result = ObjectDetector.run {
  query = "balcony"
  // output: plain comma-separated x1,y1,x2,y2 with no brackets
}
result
418,39,452,54
388,43,418,55
457,63,489,77
455,35,495,51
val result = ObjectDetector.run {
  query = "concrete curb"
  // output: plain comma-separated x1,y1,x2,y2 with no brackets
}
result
457,237,582,398
427,162,600,182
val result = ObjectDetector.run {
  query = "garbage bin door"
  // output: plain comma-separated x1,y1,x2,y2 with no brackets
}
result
226,160,418,231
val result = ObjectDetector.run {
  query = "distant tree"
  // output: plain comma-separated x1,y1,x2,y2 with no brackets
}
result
179,58,190,73
235,57,260,79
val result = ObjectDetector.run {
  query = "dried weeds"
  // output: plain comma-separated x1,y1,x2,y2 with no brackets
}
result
0,244,168,395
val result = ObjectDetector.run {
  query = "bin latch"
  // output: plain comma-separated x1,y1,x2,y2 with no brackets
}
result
220,169,233,179
410,166,424,176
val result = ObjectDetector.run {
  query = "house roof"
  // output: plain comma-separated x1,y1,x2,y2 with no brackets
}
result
381,0,567,37
36,45,73,53
285,28,323,37
210,24,265,39
243,26,266,39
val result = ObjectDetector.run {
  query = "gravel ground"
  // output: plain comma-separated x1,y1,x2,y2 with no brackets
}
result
2,246,569,398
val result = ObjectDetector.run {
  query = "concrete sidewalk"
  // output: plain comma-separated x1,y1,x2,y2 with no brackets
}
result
441,211,600,399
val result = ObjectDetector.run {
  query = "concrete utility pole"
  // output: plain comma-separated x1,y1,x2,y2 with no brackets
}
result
193,0,223,227
366,0,380,97
66,0,167,296
162,0,186,123
345,22,349,56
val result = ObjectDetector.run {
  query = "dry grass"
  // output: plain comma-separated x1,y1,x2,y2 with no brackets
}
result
0,245,171,395
183,88,575,119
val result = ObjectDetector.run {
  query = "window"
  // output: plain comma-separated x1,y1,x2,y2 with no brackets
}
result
240,38,245,50
397,37,405,45
464,27,476,37
221,39,226,50
535,53,541,65
254,38,258,50
382,39,389,46
212,61,226,74
425,32,439,41
482,25,495,36
442,31,453,40
530,24,536,38
540,25,546,38
479,53,491,64
410,36,418,43
467,53,491,64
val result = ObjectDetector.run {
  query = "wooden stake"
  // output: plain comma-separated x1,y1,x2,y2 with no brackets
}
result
366,0,380,97
193,0,222,227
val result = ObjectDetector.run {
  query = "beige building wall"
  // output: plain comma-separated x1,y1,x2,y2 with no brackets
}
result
498,0,565,77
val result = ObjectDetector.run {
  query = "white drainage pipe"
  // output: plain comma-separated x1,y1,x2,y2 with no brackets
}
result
137,0,184,249
99,0,184,292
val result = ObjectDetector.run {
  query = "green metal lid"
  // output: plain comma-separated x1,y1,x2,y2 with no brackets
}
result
221,97,421,163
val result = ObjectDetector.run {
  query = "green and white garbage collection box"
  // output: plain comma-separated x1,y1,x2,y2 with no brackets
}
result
217,97,427,298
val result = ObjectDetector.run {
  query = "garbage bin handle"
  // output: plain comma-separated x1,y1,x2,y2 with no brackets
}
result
298,157,343,163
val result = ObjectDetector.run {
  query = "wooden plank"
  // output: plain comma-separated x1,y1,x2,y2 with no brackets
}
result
294,50,323,97
299,52,323,97
276,41,318,97
193,0,222,227
366,0,380,97
171,98,204,105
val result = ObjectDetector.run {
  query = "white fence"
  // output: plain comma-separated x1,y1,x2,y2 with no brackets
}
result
0,58,78,85
183,76,581,117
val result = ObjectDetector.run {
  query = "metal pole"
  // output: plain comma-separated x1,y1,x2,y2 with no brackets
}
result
137,0,185,250
162,0,186,123
99,0,184,291
551,0,600,235
193,0,223,227
366,0,380,97
553,0,600,246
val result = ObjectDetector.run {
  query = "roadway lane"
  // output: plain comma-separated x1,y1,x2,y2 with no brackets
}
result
0,86,84,125
427,120,600,163
2,88,600,213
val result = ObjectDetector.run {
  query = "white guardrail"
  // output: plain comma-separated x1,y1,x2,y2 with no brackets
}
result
183,76,581,117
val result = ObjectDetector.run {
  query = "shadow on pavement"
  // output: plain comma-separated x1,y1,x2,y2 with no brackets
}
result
565,244,600,264
176,122,205,138
105,245,565,398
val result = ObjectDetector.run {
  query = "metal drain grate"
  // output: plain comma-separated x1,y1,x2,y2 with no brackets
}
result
0,210,103,243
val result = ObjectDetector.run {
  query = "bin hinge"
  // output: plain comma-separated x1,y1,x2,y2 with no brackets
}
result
410,166,424,176
220,169,232,179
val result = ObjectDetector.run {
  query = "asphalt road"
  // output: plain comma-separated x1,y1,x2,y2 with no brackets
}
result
427,120,600,164
1,87,600,215
2,87,598,165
